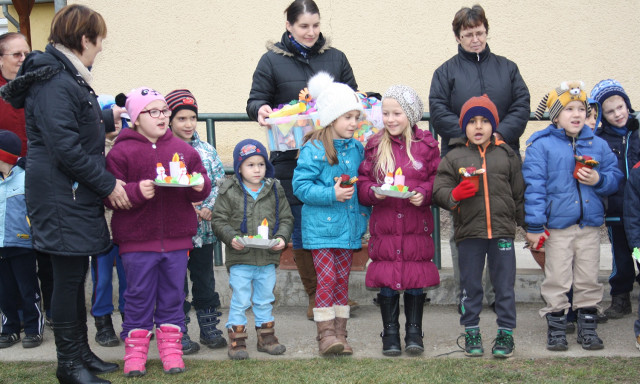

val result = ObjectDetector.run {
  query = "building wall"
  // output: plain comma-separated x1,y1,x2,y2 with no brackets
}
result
26,1,640,164
5,3,55,51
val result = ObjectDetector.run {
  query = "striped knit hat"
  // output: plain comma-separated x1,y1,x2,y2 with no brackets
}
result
165,89,198,123
459,94,499,133
590,79,633,112
535,81,587,123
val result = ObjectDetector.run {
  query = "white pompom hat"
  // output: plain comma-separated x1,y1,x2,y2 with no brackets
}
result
307,71,363,128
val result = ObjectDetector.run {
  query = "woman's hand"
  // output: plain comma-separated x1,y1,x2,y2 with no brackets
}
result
409,192,424,206
334,179,354,202
257,104,273,126
108,179,132,209
139,179,155,200
231,238,245,250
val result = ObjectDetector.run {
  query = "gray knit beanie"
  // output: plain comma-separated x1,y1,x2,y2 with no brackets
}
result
382,85,424,127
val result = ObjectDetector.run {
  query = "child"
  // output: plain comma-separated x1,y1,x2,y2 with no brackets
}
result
526,82,622,352
0,130,44,349
357,85,440,356
591,79,640,319
433,95,524,359
212,139,293,360
165,89,227,353
292,72,370,356
623,161,640,350
106,87,212,376
585,98,601,130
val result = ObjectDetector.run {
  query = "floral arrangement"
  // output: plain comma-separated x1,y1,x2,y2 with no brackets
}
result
574,155,599,167
458,167,486,177
334,174,358,188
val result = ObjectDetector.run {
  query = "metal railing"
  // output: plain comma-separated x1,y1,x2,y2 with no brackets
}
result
201,112,551,268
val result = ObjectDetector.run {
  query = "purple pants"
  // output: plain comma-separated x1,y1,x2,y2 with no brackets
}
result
120,250,188,339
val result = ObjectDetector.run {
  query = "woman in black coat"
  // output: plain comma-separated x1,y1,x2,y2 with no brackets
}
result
0,5,128,384
246,0,358,320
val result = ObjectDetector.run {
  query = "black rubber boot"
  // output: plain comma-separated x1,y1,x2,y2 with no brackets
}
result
378,294,401,356
196,307,227,349
403,293,426,355
54,321,110,384
78,321,119,374
577,307,604,350
604,292,632,319
545,311,568,351
94,314,119,347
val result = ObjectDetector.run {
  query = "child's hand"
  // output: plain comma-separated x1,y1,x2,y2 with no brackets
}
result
231,238,245,250
192,182,205,192
139,179,155,200
199,207,212,221
409,192,424,206
334,179,354,202
576,167,600,186
374,192,387,200
525,232,548,250
271,238,285,251
451,180,477,202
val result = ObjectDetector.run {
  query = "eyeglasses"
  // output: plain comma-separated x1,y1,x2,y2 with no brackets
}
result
460,30,487,40
1,51,30,59
140,109,172,118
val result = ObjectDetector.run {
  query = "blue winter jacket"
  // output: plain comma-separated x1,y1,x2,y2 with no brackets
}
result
293,138,370,249
623,163,640,248
0,166,32,249
523,124,622,232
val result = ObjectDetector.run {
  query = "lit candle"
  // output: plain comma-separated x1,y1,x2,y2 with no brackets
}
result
257,218,269,239
169,153,181,179
394,167,405,186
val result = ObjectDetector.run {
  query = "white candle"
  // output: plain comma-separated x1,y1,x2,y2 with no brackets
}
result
394,167,405,186
169,153,181,179
257,218,269,239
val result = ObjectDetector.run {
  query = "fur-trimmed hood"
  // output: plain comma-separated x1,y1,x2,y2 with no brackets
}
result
266,31,332,58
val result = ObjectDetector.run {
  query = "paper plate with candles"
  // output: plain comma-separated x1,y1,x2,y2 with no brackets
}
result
153,153,205,187
370,167,416,198
234,219,282,249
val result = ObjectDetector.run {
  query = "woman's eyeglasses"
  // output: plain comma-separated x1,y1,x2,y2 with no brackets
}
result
1,51,30,59
139,109,172,118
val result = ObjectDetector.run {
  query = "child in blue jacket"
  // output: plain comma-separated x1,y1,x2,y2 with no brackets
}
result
0,130,43,349
526,82,622,352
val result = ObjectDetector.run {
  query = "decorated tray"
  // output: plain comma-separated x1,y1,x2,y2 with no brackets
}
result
371,186,416,199
153,178,204,188
235,236,281,249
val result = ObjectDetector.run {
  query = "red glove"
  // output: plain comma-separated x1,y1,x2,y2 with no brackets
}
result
451,179,478,202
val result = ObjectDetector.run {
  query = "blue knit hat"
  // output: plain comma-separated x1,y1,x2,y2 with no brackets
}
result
232,139,279,235
590,79,633,112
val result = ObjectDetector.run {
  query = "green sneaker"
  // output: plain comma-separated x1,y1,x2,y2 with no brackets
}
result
492,329,514,358
464,328,483,357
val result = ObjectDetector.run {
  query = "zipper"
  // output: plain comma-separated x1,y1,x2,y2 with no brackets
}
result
572,137,584,224
624,131,631,178
72,181,78,200
477,145,492,238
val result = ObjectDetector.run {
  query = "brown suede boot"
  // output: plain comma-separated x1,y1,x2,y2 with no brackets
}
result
334,305,353,355
293,249,317,320
256,321,286,355
227,325,249,360
314,307,343,355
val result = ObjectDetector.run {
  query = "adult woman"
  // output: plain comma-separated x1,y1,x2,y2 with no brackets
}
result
428,5,530,315
0,5,128,384
246,0,358,320
0,33,30,157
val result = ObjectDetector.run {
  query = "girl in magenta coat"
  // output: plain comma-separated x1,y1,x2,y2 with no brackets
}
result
357,85,440,356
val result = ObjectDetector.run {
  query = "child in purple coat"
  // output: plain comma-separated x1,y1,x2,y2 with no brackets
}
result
105,87,211,377
357,85,440,356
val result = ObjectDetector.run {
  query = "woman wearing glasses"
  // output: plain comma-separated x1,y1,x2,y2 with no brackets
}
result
0,5,128,384
0,33,30,156
428,4,530,325
246,0,359,321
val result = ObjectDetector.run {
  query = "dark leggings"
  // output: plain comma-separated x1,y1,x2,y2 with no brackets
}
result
50,254,89,324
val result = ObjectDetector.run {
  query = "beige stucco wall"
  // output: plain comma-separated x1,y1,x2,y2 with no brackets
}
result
5,3,54,51
28,1,640,164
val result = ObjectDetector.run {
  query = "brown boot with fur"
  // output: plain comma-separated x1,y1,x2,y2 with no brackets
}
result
227,325,249,360
293,249,317,320
334,305,353,355
314,307,344,355
256,321,286,355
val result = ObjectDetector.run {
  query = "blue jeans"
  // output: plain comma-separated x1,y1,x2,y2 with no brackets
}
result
291,204,303,249
226,264,276,328
90,245,126,316
379,287,423,297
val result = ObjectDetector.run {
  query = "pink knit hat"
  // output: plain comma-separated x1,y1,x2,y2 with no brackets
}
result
125,87,167,123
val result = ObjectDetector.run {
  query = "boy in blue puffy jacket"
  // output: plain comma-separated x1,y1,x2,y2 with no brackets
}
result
525,82,622,352
0,130,43,349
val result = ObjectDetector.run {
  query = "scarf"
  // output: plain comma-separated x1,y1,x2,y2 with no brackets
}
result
53,43,93,85
287,34,311,59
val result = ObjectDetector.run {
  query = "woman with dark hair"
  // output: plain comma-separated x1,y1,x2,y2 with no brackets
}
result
0,4,129,384
428,4,530,323
247,0,359,320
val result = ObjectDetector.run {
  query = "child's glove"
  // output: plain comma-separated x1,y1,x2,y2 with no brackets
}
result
451,179,478,202
535,229,551,250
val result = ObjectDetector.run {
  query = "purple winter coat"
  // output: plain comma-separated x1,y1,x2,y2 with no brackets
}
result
357,127,441,290
105,128,211,254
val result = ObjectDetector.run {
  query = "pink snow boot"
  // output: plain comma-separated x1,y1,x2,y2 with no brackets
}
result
156,324,185,374
123,329,152,377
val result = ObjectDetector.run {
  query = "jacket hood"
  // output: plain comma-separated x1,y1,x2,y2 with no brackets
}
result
115,125,174,146
266,31,331,58
527,123,595,146
587,97,603,131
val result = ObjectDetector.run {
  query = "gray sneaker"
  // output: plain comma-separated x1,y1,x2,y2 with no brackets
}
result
0,333,20,348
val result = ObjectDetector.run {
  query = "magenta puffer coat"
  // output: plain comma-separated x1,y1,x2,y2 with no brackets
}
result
357,127,441,290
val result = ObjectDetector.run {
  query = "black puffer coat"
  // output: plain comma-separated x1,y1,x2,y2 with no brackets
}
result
246,32,357,206
0,44,115,256
429,44,530,157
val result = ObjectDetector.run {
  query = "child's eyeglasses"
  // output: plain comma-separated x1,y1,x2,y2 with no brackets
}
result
140,109,172,118
1,51,30,59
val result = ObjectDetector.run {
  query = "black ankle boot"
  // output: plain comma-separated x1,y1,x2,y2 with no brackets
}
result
94,314,119,347
54,321,111,384
545,311,568,351
78,321,119,374
377,294,401,356
577,307,604,350
404,293,426,355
